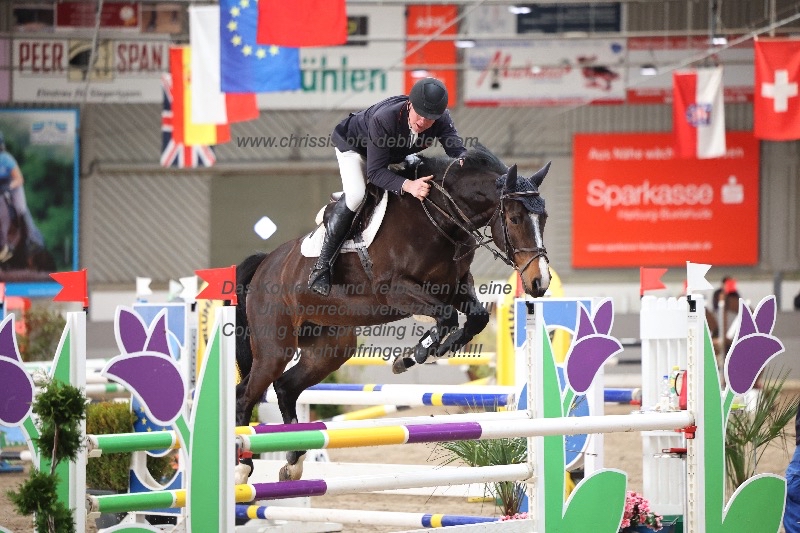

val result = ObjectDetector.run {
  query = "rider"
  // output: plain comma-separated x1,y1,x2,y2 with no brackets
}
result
308,77,469,296
0,131,44,262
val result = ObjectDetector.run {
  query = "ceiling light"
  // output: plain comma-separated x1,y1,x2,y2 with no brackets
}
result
455,40,476,48
640,64,657,76
711,35,728,46
508,6,532,15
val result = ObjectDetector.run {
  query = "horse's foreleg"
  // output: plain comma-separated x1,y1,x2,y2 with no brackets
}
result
275,329,356,481
392,305,458,374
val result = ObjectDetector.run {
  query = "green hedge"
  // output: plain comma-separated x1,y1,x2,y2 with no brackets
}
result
86,401,175,492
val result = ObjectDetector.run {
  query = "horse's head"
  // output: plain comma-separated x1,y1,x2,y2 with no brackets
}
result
492,163,551,297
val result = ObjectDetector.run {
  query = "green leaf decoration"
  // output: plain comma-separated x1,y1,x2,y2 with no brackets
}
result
720,474,785,533
560,469,627,533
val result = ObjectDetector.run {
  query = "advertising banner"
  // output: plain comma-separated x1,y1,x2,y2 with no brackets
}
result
12,38,168,103
405,5,458,103
464,38,626,106
572,132,759,267
55,2,140,30
257,5,405,110
0,109,79,294
626,37,754,104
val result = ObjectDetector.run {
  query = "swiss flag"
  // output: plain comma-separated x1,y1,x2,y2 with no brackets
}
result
672,67,726,159
754,37,800,140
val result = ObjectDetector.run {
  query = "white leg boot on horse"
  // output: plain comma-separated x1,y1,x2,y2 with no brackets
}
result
308,195,356,296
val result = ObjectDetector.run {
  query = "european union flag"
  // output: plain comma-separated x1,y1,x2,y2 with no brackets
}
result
220,0,301,93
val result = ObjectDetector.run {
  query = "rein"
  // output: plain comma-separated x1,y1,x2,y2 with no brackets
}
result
416,162,548,273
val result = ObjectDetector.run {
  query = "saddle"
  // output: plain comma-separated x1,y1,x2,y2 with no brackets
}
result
300,185,388,259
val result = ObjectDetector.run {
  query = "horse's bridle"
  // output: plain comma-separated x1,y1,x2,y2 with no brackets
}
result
497,189,550,277
416,163,549,275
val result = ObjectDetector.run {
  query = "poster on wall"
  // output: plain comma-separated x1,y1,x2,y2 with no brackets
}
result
572,132,759,268
464,38,626,106
0,39,9,103
0,109,78,296
12,38,168,103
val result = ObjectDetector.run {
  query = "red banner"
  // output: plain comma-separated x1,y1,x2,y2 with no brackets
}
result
405,5,458,103
56,2,139,29
572,132,759,267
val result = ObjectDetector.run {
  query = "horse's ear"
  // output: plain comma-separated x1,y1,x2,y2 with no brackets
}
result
530,161,551,188
504,164,518,191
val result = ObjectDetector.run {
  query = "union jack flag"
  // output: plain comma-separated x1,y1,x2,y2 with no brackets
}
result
161,74,216,168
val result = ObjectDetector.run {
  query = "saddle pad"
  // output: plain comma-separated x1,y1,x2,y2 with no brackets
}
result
300,190,388,258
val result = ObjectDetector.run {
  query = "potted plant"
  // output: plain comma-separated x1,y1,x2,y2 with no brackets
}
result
437,435,527,518
619,491,663,532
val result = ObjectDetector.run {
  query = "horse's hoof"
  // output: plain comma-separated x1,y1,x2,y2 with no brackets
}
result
278,464,293,481
392,356,412,374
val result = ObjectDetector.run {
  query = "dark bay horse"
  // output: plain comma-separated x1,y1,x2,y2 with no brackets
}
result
234,145,551,480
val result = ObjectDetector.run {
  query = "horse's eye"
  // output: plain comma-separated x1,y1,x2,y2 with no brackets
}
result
510,216,522,224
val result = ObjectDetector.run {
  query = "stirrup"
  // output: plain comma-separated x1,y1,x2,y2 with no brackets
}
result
308,268,331,296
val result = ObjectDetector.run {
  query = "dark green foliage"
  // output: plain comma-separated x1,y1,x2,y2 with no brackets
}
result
725,368,800,493
86,401,176,492
7,469,75,533
20,306,67,362
7,378,86,533
438,436,527,517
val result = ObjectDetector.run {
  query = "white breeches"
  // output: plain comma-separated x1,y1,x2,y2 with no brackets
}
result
335,148,366,211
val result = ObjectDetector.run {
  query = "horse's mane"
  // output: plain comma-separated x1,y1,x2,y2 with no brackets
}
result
398,144,508,181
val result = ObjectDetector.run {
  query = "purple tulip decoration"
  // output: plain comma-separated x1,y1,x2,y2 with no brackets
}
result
0,316,34,426
102,308,186,426
724,296,784,395
565,300,624,394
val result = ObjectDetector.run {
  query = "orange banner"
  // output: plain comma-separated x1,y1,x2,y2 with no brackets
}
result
405,5,458,103
572,132,759,267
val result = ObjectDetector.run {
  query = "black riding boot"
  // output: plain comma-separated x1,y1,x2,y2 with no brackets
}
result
308,196,356,296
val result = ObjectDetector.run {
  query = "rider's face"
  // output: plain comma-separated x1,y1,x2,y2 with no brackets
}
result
408,104,435,134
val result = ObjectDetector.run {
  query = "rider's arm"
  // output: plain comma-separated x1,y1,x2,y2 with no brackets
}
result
365,115,407,195
435,111,468,159
10,165,23,190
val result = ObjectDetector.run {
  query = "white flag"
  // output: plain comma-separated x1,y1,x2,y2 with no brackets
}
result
686,261,713,293
189,6,227,125
135,277,153,298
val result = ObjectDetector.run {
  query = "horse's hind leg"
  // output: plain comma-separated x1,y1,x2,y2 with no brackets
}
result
273,327,356,481
236,331,294,428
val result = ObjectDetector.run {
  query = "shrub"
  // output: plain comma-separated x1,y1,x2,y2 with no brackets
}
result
86,401,175,492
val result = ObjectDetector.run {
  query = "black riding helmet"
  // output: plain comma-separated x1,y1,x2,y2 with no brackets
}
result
409,77,448,120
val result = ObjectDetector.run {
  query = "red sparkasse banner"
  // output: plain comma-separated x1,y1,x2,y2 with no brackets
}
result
572,132,759,267
405,5,458,103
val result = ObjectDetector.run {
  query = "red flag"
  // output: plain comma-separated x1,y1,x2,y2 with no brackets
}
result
754,38,800,140
51,269,88,307
257,0,347,47
196,266,237,305
640,267,668,296
672,67,726,159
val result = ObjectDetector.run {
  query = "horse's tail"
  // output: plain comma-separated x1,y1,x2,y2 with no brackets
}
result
232,252,267,380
